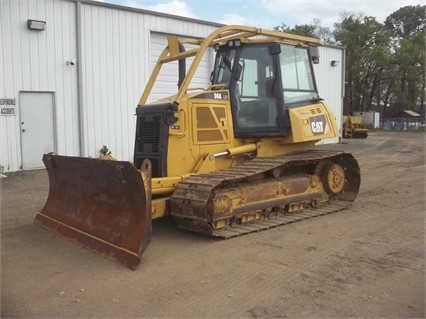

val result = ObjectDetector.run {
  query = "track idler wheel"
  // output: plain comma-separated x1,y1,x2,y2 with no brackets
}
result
318,160,346,195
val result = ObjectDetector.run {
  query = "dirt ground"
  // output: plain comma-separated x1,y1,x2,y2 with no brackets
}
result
1,130,425,318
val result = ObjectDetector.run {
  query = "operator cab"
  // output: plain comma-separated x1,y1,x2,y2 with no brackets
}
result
211,41,321,138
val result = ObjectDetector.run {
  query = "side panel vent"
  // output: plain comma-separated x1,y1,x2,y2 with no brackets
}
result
134,103,174,177
136,116,161,153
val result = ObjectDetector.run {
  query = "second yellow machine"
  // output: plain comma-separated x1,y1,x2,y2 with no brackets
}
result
35,26,361,270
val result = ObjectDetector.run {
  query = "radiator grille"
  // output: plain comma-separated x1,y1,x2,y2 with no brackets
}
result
133,103,172,178
136,116,161,153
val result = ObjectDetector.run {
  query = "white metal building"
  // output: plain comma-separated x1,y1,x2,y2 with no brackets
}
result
0,0,344,172
354,111,381,128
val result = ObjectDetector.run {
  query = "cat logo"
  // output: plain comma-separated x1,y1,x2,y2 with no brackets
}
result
310,114,327,135
311,121,324,133
214,93,223,99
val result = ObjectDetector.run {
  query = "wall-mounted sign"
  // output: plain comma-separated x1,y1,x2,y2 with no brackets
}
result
0,98,16,116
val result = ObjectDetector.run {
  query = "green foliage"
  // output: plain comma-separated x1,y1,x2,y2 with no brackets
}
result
99,145,112,157
385,5,426,40
334,14,392,113
274,22,315,37
385,6,426,116
274,19,334,44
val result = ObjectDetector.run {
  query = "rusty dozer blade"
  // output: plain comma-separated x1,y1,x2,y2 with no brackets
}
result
35,154,152,270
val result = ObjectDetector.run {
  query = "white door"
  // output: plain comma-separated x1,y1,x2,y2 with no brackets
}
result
20,92,56,169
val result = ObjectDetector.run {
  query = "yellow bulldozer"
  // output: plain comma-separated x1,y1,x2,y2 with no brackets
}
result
35,25,360,270
342,115,369,138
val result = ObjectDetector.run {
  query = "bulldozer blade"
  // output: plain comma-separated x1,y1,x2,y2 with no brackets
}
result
35,154,152,270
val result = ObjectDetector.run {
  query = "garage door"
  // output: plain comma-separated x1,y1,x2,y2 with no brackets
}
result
150,32,213,102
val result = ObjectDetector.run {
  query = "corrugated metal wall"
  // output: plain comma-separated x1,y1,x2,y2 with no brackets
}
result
314,45,345,144
80,4,147,163
149,32,213,101
0,0,79,172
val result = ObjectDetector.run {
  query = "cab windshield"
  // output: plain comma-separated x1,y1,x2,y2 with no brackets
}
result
211,42,320,137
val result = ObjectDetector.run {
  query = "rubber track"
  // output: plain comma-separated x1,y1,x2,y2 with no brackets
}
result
170,150,360,238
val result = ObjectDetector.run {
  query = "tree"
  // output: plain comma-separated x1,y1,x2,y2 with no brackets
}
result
385,5,426,40
334,14,391,114
274,19,334,44
385,5,426,116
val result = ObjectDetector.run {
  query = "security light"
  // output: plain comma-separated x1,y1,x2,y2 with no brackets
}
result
27,19,46,31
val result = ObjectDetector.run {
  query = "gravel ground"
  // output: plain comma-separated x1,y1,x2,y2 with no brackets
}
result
1,130,425,318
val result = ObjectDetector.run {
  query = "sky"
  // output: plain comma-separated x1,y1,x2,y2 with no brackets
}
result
92,0,424,30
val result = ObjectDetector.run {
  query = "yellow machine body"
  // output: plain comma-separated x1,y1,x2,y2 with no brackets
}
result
342,115,369,138
150,95,340,219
